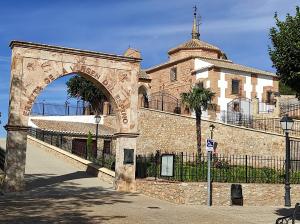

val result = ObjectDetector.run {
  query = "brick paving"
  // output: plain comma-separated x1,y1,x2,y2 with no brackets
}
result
0,139,291,224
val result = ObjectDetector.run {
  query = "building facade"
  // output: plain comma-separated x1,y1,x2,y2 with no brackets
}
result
142,9,279,118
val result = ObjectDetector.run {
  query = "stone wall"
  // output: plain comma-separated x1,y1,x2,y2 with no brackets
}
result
147,58,195,99
137,108,300,157
136,179,300,206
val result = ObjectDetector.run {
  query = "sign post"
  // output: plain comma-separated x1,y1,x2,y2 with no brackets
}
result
206,138,214,206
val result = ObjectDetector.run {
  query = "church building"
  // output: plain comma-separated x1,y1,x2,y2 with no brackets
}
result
139,8,279,119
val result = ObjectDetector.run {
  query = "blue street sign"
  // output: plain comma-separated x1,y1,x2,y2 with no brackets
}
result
206,138,214,152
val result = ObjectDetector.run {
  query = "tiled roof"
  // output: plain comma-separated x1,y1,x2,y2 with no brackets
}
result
146,55,276,77
168,39,221,54
31,119,116,136
197,56,276,77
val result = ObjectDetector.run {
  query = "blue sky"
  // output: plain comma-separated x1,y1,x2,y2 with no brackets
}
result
0,0,298,137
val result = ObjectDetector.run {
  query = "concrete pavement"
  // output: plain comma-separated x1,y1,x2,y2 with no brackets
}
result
0,138,292,223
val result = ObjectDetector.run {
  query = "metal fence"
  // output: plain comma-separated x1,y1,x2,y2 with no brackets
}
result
221,110,300,137
31,102,88,116
281,103,300,118
28,128,115,170
136,151,300,184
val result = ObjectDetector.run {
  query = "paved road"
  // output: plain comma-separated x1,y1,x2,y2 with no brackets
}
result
0,138,290,224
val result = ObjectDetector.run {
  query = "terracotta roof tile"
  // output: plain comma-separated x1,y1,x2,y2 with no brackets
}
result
168,39,221,54
197,57,276,77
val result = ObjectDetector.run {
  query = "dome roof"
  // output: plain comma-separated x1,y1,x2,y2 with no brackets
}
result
168,38,221,55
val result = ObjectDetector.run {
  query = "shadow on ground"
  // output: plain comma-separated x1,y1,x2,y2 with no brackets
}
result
275,206,300,221
0,172,139,224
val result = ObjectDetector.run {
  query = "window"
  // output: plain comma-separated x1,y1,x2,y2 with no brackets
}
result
232,79,240,95
197,82,204,88
266,91,272,104
170,67,177,82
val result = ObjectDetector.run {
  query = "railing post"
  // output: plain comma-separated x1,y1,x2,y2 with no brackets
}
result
42,102,45,116
245,155,248,183
155,150,160,180
60,134,63,148
180,152,184,182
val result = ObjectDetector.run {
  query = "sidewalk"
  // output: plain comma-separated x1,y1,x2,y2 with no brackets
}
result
0,138,288,223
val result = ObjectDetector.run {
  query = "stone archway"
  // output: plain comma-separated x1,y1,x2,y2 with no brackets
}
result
138,85,149,108
4,41,141,192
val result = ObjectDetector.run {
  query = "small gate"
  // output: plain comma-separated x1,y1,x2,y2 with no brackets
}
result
148,91,181,114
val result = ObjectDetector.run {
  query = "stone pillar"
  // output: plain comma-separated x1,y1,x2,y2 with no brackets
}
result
84,105,91,115
114,133,138,192
274,96,281,117
138,94,144,108
4,126,29,192
251,97,259,117
4,52,29,192
103,101,110,115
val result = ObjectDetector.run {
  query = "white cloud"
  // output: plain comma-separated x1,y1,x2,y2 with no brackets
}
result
41,84,67,93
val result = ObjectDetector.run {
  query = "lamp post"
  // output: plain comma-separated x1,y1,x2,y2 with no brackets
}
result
207,124,215,206
280,114,294,207
94,114,101,160
209,124,215,139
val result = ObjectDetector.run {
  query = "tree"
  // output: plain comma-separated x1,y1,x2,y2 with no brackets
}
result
66,75,107,113
269,6,300,99
86,131,93,160
181,84,215,154
279,81,296,95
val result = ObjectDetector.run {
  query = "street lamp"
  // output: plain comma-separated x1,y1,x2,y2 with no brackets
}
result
207,123,216,207
209,124,215,139
94,114,101,159
280,114,294,207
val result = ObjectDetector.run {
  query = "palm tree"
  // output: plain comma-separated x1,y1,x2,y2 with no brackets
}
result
181,84,215,154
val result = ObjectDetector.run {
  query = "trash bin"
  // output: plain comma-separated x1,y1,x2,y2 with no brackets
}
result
231,184,243,206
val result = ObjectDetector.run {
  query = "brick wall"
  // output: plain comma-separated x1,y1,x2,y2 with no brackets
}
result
148,59,195,99
136,179,300,206
137,108,300,157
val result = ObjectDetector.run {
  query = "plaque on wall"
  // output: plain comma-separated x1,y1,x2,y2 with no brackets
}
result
124,148,134,164
160,154,175,177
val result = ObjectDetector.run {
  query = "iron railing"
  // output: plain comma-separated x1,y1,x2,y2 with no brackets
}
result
136,151,300,184
221,110,300,137
28,128,115,170
31,102,88,116
280,102,300,118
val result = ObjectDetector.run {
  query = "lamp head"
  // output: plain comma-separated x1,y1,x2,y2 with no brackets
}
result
94,114,101,124
209,124,216,132
280,114,294,133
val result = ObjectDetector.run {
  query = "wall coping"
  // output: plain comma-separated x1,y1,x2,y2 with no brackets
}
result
10,40,142,62
140,108,300,140
27,135,115,178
